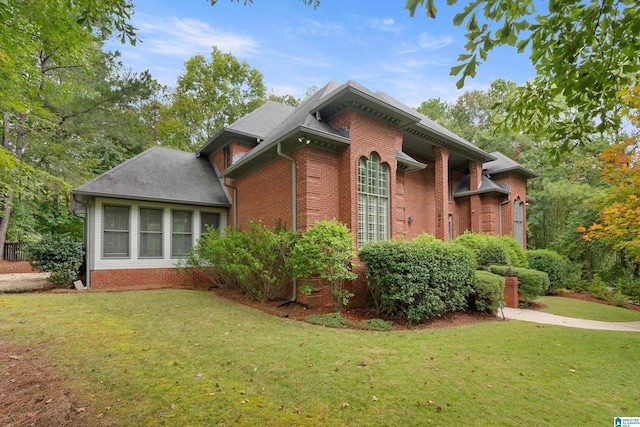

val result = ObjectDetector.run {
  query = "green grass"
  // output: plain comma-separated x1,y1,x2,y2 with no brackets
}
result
1,290,640,426
535,296,640,322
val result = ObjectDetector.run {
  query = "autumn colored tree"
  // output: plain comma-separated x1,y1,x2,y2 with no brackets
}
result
582,84,640,264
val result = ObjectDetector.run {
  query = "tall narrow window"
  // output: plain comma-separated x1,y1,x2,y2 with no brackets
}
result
358,153,389,244
448,214,453,240
200,212,220,236
140,208,163,258
103,205,129,258
172,211,193,258
513,199,524,247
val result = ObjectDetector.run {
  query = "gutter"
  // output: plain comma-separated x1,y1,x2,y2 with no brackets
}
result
276,142,298,306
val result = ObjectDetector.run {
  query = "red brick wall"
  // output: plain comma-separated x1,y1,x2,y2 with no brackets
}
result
329,110,403,244
0,261,34,274
234,157,294,230
403,157,437,239
296,148,341,230
494,174,529,247
432,147,450,240
90,268,211,289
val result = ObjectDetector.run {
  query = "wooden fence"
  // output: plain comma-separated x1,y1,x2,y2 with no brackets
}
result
3,242,28,261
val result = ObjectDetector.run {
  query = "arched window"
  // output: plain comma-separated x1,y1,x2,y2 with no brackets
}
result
358,153,389,244
513,198,524,247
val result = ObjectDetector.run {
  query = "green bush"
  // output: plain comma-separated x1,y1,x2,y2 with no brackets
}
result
588,274,608,300
360,238,474,323
187,223,296,301
304,312,354,328
526,249,568,291
498,236,528,268
471,270,505,313
291,219,358,311
607,291,629,307
453,232,526,268
489,265,550,304
358,318,394,331
477,242,509,268
26,234,84,287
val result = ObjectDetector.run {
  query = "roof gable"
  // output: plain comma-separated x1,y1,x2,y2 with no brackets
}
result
74,146,230,207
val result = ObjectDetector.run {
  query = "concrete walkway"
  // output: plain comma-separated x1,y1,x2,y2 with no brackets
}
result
497,307,640,332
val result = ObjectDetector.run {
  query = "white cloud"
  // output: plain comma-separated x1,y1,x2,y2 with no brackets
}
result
137,16,258,57
370,18,402,33
294,19,343,37
417,32,452,50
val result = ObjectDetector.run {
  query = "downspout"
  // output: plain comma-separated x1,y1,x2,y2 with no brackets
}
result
224,182,238,229
276,142,298,306
498,194,511,237
72,194,90,288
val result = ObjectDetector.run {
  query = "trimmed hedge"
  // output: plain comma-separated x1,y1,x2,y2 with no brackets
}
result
360,239,474,323
472,270,505,313
453,232,527,268
489,265,550,303
526,249,568,291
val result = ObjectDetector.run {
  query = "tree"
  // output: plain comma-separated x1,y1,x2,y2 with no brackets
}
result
406,0,640,153
158,47,267,151
583,138,640,263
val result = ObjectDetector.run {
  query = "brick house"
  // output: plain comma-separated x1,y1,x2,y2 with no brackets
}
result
73,80,537,296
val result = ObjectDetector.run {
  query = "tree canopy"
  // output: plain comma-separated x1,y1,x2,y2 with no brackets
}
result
406,0,640,153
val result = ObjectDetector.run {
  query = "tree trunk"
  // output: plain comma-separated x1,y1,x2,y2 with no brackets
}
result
0,114,26,261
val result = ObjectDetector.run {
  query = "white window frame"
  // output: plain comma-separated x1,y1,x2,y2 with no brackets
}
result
200,212,221,236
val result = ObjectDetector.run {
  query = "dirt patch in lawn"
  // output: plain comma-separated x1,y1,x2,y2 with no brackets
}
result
0,342,94,427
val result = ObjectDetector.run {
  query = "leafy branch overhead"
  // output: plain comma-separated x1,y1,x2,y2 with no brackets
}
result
406,0,640,150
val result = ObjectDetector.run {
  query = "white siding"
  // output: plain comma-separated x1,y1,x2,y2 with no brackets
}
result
91,197,227,270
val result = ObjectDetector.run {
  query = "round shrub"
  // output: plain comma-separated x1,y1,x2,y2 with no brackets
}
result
26,234,84,287
477,242,509,268
360,239,474,323
526,249,568,291
453,232,525,268
472,270,505,313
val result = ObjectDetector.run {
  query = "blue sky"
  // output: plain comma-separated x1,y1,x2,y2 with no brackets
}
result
108,0,536,107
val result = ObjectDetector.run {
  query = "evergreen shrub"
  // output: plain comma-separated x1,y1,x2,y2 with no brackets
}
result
526,249,568,291
360,239,474,323
472,270,505,313
26,234,84,287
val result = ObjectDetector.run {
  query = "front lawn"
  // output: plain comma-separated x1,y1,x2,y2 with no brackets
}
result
535,296,640,322
1,290,639,426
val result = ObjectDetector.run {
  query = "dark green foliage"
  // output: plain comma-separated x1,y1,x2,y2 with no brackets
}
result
360,239,474,323
304,313,354,328
358,318,394,331
26,234,84,287
186,223,296,301
291,219,357,311
526,249,568,291
471,270,505,313
588,274,608,300
477,242,509,268
453,232,527,268
489,265,550,303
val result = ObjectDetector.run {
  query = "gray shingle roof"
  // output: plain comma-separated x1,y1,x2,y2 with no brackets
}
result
74,146,230,206
218,80,498,179
484,151,539,179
